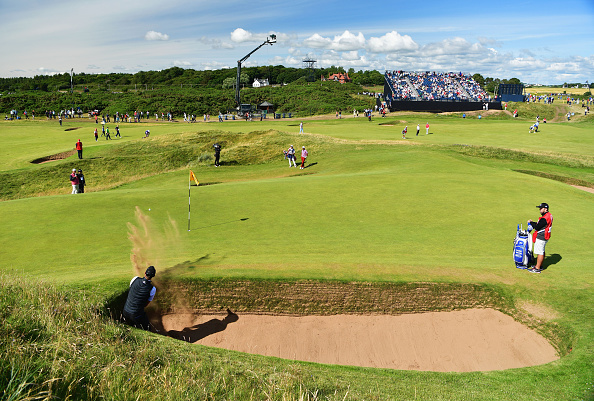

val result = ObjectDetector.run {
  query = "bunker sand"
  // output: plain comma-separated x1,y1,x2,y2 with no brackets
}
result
158,308,558,372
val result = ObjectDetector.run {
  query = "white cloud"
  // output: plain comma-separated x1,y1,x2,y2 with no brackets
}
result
145,31,169,41
231,28,253,43
478,37,502,47
342,51,361,61
332,31,366,51
230,28,292,44
302,33,332,49
508,57,547,70
201,61,231,70
367,31,418,53
173,60,193,67
199,36,234,49
37,67,63,76
303,30,366,51
421,37,485,57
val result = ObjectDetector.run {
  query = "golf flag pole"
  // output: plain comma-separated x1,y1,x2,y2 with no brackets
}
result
188,170,199,231
188,173,191,231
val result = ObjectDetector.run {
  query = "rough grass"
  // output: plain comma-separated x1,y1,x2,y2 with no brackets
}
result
447,143,594,169
154,278,512,316
513,169,594,188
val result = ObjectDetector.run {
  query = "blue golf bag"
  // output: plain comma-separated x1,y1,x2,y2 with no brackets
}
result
513,224,533,269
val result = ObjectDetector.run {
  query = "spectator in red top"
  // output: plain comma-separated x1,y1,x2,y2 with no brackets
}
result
76,139,83,159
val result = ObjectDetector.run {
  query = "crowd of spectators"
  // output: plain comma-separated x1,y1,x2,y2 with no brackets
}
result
385,71,488,102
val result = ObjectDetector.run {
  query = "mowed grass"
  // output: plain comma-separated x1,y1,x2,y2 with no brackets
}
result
1,108,593,400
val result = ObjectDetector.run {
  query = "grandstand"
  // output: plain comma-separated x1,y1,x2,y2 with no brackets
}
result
383,71,501,112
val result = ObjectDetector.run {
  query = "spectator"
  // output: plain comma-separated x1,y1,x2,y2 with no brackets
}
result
75,139,83,159
300,146,308,169
77,169,86,193
213,143,221,167
70,169,79,194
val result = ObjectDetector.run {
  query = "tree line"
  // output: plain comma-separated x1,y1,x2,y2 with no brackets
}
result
0,66,385,93
0,78,379,117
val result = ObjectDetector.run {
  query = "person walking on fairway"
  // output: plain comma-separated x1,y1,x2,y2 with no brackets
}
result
213,143,222,167
299,121,304,133
425,122,430,135
123,266,157,331
300,146,308,169
75,139,83,159
527,203,553,273
416,123,420,136
94,128,98,142
402,126,407,139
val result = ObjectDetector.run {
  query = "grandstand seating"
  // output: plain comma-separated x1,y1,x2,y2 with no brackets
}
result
385,71,488,102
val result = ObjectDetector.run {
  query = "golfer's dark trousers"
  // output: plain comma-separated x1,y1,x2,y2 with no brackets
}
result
123,310,151,331
77,150,83,159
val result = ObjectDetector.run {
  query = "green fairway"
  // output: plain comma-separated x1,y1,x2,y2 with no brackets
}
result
1,108,593,400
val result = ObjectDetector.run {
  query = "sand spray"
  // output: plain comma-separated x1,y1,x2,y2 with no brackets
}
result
127,206,181,280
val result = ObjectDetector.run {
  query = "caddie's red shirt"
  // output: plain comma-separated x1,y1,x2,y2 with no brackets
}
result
532,212,553,241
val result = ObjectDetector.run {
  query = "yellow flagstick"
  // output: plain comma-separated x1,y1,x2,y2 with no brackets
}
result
188,170,199,231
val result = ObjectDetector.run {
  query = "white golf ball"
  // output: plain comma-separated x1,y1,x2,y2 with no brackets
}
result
148,208,151,211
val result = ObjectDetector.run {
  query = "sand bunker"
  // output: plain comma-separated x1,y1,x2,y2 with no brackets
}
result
158,308,558,372
31,150,76,164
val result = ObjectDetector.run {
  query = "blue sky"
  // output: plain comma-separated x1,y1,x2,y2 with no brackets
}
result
1,0,593,84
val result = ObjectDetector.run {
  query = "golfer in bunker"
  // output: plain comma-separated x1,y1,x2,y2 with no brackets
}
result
123,265,156,330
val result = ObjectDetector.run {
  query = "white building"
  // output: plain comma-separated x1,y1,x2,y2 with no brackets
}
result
253,78,270,88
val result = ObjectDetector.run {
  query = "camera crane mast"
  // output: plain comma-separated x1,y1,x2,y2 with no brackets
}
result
235,34,276,113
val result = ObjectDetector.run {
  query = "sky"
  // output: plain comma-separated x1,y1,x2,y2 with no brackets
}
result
1,0,593,84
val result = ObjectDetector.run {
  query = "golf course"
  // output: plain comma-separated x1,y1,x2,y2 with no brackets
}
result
1,101,593,400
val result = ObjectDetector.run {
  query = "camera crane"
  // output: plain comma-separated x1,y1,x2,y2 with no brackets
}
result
235,34,276,114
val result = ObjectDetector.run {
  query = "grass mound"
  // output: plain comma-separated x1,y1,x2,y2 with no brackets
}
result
0,129,328,200
154,278,511,316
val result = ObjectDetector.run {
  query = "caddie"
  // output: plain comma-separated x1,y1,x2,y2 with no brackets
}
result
527,203,553,273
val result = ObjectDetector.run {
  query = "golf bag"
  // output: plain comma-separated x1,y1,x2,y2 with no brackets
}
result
513,224,533,269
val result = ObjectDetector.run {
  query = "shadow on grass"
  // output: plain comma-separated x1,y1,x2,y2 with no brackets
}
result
191,217,249,230
542,253,562,270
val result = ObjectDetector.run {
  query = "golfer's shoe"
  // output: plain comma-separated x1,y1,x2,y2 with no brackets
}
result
528,268,541,274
